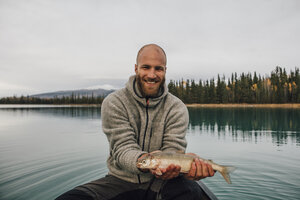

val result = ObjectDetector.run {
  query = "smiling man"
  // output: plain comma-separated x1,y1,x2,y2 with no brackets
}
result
56,44,214,200
135,44,166,98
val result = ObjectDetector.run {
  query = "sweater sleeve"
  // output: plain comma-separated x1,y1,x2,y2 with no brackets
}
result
161,100,188,153
101,94,147,174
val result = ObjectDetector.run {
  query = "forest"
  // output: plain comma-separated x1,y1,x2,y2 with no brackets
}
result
0,93,104,104
168,66,300,104
1,66,299,104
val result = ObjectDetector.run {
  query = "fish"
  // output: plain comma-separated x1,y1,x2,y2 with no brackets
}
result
136,151,236,184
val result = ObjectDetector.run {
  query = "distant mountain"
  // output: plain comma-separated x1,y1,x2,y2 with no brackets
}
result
31,88,114,99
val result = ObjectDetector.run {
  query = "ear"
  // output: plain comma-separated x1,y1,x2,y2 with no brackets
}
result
135,64,138,74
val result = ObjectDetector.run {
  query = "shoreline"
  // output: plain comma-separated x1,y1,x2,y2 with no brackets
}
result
1,103,300,108
0,104,101,108
185,103,300,108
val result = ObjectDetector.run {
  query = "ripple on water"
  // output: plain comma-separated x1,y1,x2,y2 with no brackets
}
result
0,151,108,200
201,149,300,200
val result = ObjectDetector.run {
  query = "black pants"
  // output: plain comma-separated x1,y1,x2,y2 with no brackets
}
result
55,175,209,200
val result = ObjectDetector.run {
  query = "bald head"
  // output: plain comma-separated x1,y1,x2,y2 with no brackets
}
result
135,44,167,97
136,44,167,66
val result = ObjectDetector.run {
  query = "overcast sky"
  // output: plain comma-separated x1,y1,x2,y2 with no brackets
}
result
0,0,299,97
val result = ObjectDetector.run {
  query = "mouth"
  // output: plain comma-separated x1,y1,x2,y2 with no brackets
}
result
136,75,164,97
143,79,160,85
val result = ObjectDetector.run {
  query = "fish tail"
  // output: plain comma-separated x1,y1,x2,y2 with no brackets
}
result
219,166,236,184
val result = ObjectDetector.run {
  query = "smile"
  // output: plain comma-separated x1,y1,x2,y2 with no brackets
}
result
144,79,159,84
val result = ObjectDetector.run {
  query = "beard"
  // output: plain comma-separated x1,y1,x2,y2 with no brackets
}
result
136,74,165,98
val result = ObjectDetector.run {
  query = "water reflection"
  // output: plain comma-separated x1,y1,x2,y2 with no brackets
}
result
188,108,300,146
1,106,299,146
0,106,101,119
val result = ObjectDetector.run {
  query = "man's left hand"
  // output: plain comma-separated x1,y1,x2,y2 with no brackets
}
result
184,157,215,180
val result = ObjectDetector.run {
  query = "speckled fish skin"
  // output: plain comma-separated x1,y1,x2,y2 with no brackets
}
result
136,151,236,184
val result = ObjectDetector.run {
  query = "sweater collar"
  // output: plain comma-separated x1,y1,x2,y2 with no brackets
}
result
126,75,168,107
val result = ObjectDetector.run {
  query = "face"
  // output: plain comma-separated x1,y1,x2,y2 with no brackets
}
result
135,46,166,97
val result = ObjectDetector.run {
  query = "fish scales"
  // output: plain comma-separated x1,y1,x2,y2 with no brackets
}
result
137,151,236,184
154,152,194,173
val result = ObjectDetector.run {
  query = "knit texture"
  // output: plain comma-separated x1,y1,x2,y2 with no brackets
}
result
101,75,189,183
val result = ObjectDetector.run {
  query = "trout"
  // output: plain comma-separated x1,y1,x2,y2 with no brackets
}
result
137,151,236,184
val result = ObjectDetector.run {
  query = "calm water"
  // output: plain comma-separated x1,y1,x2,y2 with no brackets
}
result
0,105,299,200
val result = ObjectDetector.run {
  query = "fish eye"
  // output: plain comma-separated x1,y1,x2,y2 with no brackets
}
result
142,160,146,165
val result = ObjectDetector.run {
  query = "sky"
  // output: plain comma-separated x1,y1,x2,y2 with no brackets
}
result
0,0,299,97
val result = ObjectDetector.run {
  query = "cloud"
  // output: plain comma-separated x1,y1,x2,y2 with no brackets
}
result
0,81,34,97
0,0,299,97
86,84,119,90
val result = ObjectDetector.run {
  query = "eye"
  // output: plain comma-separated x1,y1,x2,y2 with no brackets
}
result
141,65,150,69
155,66,164,71
142,160,147,165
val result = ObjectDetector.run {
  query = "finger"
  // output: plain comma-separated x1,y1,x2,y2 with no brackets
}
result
163,165,173,176
160,165,173,179
161,171,174,180
208,164,215,177
195,158,202,179
151,168,162,176
160,168,167,174
163,172,175,180
171,165,180,177
155,174,162,179
164,165,181,180
184,161,195,180
161,172,171,179
201,160,209,178
163,164,172,173
166,165,179,179
189,161,197,178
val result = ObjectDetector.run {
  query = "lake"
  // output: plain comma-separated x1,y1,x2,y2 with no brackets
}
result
0,105,299,200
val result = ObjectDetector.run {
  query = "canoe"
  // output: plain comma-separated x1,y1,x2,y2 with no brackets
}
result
197,180,218,200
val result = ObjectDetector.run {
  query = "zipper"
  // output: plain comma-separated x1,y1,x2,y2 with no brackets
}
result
142,98,149,150
138,98,150,184
148,127,153,152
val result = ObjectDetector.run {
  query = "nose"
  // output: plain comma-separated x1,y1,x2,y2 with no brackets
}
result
147,68,157,79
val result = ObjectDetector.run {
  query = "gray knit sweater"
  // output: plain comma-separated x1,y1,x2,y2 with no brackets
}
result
101,75,189,183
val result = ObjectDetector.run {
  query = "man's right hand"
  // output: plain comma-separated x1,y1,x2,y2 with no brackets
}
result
150,164,181,180
137,150,181,180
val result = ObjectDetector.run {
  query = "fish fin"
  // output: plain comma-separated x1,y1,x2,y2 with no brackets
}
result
219,166,237,184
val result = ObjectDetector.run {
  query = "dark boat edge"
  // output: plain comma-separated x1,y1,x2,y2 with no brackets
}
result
197,180,218,200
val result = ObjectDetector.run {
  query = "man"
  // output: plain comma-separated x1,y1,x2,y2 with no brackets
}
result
56,44,215,200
